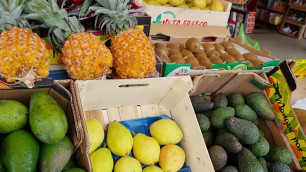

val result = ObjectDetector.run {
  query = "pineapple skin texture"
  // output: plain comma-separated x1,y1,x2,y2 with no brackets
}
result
111,28,156,79
61,32,113,80
0,27,49,82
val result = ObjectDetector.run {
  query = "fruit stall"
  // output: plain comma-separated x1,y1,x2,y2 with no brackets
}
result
0,0,306,172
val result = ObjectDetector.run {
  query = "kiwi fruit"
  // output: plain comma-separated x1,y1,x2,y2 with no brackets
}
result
251,59,264,66
220,54,236,63
190,62,203,70
167,43,180,51
169,49,182,57
210,55,224,64
185,57,200,64
203,43,215,51
155,48,169,57
194,51,207,57
179,44,186,51
248,61,255,67
155,44,169,56
170,54,185,64
186,38,201,52
181,49,194,57
214,43,225,51
233,54,246,62
222,41,234,50
160,55,171,63
207,50,221,58
243,53,257,61
199,58,213,69
226,48,240,56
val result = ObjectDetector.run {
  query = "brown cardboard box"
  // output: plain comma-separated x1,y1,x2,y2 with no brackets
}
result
137,0,231,27
150,23,231,44
73,77,214,172
189,70,301,170
0,80,84,151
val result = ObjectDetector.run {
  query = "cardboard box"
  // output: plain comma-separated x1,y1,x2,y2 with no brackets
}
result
266,59,306,170
0,80,84,151
138,0,232,27
189,70,302,170
73,77,214,172
149,24,280,76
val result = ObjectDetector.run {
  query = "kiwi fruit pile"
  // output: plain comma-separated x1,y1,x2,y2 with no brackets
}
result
154,38,265,69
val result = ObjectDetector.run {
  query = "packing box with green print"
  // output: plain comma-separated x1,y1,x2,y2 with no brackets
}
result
266,60,306,170
137,0,231,27
149,24,280,76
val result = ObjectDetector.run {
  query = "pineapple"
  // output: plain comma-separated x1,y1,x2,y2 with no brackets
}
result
84,0,156,78
26,0,113,80
0,0,49,88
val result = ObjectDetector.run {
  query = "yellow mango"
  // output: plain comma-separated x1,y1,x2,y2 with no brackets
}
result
133,133,160,165
107,122,133,156
150,119,183,145
90,148,113,172
86,119,104,154
159,144,186,172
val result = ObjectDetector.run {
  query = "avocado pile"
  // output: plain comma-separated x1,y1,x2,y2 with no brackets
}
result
191,92,293,172
0,91,85,172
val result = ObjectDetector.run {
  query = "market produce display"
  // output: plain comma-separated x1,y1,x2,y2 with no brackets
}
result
154,38,266,69
0,91,84,172
86,117,187,172
143,0,226,11
191,92,293,171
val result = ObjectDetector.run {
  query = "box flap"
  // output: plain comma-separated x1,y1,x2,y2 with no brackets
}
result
75,77,192,111
268,60,297,92
150,23,231,42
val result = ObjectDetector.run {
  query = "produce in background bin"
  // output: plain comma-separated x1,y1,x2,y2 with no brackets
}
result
191,92,294,171
25,0,113,80
154,38,266,69
143,0,226,11
82,0,156,79
0,0,49,88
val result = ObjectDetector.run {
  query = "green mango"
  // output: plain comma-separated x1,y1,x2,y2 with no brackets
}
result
1,130,39,172
30,91,68,144
0,100,28,134
39,136,73,172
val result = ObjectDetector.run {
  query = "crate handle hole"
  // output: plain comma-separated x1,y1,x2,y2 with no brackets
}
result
119,84,149,88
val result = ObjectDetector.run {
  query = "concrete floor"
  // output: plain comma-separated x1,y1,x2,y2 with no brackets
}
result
247,26,306,60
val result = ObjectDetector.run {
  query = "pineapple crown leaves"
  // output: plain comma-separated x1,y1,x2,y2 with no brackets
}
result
0,0,31,33
24,0,84,49
81,0,138,35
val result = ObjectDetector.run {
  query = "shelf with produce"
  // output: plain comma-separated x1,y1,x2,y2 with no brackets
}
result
279,19,306,39
257,5,285,14
289,2,306,12
285,16,306,25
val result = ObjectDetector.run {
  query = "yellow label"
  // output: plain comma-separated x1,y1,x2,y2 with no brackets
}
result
293,59,306,78
266,68,306,169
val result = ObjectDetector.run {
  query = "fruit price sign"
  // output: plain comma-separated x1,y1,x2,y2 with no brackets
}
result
266,59,306,169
